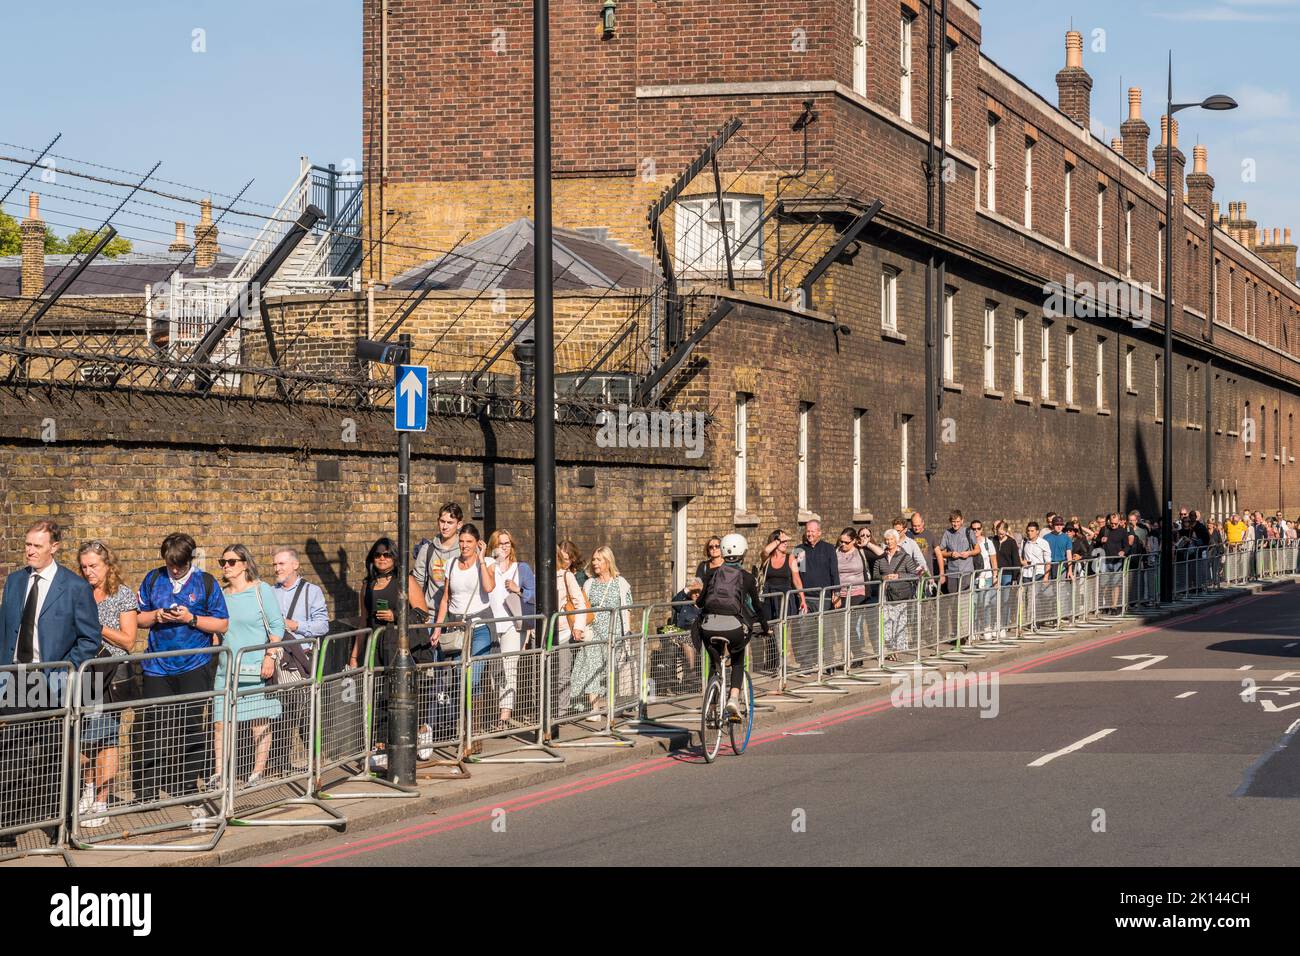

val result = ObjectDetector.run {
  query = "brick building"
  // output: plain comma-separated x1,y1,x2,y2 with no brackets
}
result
361,0,1300,590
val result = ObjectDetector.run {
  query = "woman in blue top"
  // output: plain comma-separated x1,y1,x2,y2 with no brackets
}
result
205,544,285,791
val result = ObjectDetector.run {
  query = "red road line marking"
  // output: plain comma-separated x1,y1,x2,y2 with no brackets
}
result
271,589,1274,866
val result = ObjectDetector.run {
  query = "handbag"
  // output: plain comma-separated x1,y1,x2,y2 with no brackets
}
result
252,584,290,685
95,647,140,705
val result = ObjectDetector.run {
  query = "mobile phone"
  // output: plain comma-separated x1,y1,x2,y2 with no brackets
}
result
375,598,390,612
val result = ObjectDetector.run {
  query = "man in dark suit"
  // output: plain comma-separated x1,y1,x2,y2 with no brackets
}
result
0,519,101,837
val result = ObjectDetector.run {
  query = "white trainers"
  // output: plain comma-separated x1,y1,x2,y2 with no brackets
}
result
81,801,108,829
724,700,742,718
245,772,264,788
417,726,434,761
77,785,95,816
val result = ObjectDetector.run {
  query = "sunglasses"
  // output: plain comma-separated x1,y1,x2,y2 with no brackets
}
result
218,558,243,567
373,551,393,559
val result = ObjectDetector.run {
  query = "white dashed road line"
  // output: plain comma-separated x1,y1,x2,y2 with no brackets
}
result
1175,691,1197,699
1028,729,1117,767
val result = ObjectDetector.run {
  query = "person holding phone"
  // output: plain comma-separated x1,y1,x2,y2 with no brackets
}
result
354,536,429,669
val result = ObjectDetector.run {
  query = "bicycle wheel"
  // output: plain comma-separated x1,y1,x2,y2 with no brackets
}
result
701,677,724,763
729,669,754,755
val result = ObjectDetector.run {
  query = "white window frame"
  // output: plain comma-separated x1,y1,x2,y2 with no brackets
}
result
943,43,954,146
852,409,865,514
852,0,867,96
1064,328,1075,405
1096,338,1105,409
985,114,998,211
672,499,689,593
1040,319,1052,399
734,392,749,514
881,265,899,331
899,14,914,122
1063,163,1073,248
1096,183,1105,263
1228,267,1235,326
675,195,763,278
1125,344,1134,392
1023,139,1034,228
900,414,911,512
942,288,956,382
1014,310,1025,395
983,303,996,389
797,402,811,513
1125,202,1134,277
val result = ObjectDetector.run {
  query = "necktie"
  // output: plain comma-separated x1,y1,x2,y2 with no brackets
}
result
17,571,40,664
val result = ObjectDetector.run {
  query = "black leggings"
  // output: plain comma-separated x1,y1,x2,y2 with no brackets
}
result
702,629,748,696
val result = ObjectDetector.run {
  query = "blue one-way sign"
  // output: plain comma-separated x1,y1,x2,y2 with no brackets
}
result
395,364,428,432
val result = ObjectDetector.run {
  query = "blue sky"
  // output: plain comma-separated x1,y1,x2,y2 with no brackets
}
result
1,0,362,255
2,1,1297,254
980,0,1300,240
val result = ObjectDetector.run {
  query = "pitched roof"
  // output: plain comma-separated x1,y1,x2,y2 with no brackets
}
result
0,250,238,299
389,219,657,292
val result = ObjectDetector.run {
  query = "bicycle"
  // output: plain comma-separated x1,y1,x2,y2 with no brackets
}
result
700,633,756,762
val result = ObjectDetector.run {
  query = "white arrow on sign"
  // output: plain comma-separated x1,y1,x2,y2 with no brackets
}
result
1113,654,1168,671
399,368,424,426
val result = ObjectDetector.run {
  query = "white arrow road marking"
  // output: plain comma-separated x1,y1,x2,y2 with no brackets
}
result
1113,654,1168,671
1274,672,1300,682
1175,691,1197,699
1238,665,1254,671
1028,728,1116,767
399,369,424,426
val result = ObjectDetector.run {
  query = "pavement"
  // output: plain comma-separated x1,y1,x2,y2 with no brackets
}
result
10,577,1298,867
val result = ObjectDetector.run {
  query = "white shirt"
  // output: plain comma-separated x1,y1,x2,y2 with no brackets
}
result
447,558,491,617
1021,537,1053,580
19,562,58,664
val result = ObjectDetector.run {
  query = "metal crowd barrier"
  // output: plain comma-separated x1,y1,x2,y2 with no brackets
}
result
638,600,706,724
0,662,74,865
69,645,231,853
545,605,634,748
463,613,558,763
225,637,346,829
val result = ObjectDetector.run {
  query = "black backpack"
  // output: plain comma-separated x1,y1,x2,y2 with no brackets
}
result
701,563,749,620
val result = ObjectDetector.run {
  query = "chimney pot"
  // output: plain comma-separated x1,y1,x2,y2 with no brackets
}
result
1111,137,1123,151
1193,144,1207,174
1287,228,1293,245
1128,87,1142,120
1065,31,1083,68
26,192,40,221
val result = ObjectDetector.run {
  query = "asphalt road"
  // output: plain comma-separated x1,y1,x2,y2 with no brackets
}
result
246,585,1300,866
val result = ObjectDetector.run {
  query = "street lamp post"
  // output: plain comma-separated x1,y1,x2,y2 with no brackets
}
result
1160,54,1236,603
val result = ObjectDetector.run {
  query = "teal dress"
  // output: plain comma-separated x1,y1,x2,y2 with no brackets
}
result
215,582,286,723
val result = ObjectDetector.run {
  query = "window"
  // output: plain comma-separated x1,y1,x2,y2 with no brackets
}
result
983,303,997,389
1157,223,1164,294
850,0,867,95
985,114,998,210
1095,337,1106,409
1014,310,1025,394
1125,344,1134,392
1023,139,1034,228
1064,328,1075,405
1125,202,1134,276
942,288,956,382
1261,404,1267,457
943,42,954,146
1289,413,1294,463
899,14,914,121
852,409,865,513
734,392,750,514
1243,401,1251,454
1063,163,1073,248
1213,258,1221,321
1040,319,1052,399
900,414,911,512
797,402,811,512
675,195,763,277
672,499,689,593
1228,267,1235,327
881,265,899,331
1096,184,1106,262
1185,364,1193,425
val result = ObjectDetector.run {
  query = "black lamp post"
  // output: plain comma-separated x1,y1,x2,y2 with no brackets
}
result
1160,54,1236,603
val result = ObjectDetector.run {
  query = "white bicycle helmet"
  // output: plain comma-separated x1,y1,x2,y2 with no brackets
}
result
720,533,748,560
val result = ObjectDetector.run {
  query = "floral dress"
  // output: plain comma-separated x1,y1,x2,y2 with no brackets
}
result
568,577,628,701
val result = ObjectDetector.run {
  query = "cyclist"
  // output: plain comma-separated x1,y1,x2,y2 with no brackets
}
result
693,533,770,717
